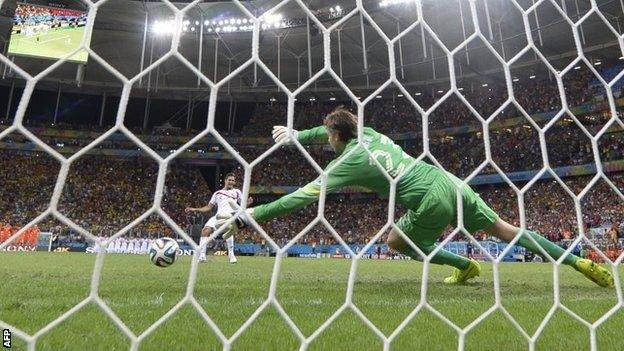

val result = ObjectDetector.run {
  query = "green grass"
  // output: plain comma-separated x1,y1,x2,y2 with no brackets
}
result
8,27,88,62
0,253,622,350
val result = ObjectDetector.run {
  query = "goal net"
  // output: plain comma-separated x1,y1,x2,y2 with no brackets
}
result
0,0,622,350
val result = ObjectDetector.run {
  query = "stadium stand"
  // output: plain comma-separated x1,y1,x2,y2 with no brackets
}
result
1,70,622,259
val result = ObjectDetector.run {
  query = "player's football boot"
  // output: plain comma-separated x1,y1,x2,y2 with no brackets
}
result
575,259,614,288
229,256,238,264
444,259,480,284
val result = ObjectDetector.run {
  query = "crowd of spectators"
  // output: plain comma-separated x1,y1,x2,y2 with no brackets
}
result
7,112,618,187
238,66,605,136
3,66,620,164
14,4,84,23
1,63,623,255
0,151,60,228
0,151,210,243
238,117,621,185
0,132,602,180
1,152,622,253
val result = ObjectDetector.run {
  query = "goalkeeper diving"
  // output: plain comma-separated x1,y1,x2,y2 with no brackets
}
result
216,107,614,287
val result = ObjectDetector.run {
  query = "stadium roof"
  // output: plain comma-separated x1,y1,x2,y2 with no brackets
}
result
1,0,623,101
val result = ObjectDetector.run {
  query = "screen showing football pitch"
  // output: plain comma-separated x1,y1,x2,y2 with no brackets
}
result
8,1,91,63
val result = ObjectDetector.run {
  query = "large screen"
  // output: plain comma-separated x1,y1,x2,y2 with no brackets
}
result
8,1,90,63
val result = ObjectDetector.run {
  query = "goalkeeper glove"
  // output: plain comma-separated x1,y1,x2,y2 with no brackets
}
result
215,200,254,239
272,126,298,145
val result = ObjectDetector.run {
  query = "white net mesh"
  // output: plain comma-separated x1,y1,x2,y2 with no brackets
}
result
0,0,623,349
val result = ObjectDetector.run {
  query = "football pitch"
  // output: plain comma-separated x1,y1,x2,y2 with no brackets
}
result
8,27,88,62
0,253,622,350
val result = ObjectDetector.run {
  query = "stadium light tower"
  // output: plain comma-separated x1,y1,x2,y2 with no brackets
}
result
152,20,176,35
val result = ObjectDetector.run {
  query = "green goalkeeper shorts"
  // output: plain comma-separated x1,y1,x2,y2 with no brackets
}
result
396,172,499,247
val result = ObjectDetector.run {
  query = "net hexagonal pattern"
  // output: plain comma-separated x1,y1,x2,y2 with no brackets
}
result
0,0,622,350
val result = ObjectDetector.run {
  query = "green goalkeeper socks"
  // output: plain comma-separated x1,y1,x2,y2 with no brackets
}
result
405,245,471,270
402,230,577,270
517,230,578,267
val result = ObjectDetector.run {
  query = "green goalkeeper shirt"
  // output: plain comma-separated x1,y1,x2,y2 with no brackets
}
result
253,125,443,223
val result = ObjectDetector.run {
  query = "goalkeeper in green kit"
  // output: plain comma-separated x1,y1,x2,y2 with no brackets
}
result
216,107,614,287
